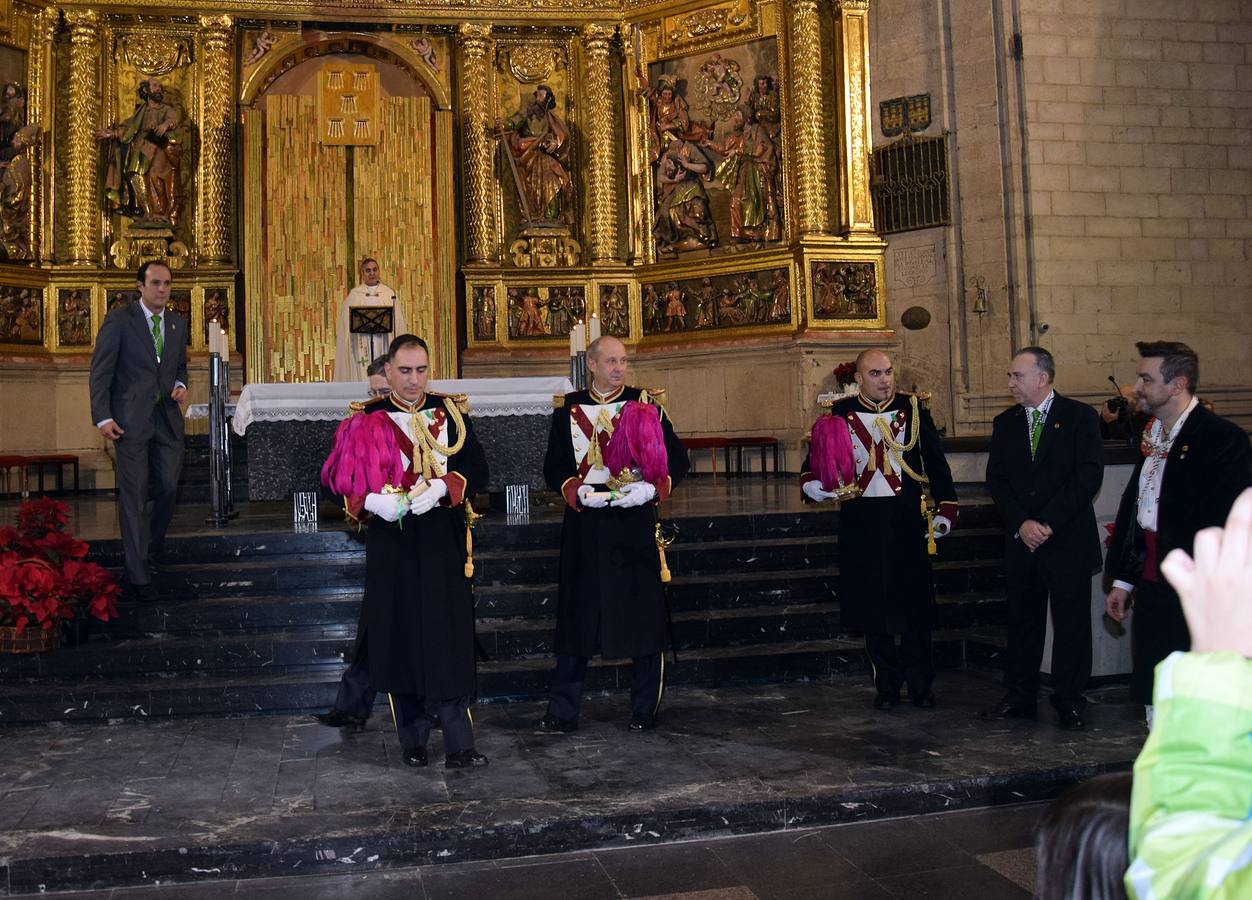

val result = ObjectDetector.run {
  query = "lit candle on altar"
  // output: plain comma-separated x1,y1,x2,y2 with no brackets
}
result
221,330,230,364
208,319,220,355
589,313,601,342
575,320,585,353
569,325,577,356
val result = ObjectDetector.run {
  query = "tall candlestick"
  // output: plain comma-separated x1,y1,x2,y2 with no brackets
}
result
222,331,230,364
569,325,577,356
575,320,586,353
589,313,601,342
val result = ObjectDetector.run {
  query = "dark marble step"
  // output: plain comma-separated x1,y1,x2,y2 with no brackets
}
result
0,633,975,725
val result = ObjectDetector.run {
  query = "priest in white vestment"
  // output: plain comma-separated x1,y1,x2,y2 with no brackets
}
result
333,258,406,382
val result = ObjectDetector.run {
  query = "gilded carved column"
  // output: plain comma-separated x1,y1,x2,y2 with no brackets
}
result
836,0,875,235
26,9,57,261
788,0,830,236
65,9,101,265
457,24,495,263
198,15,234,264
581,23,618,264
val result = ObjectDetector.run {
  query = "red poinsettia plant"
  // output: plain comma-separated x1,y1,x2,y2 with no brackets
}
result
833,361,858,391
0,497,120,635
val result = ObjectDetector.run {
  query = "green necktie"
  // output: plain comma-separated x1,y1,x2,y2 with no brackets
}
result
152,313,164,361
1030,407,1044,458
152,314,164,405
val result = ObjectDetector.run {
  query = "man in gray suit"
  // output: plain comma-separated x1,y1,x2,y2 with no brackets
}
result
90,261,188,600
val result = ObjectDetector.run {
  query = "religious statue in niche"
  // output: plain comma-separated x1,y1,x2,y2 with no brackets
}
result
599,284,629,337
97,78,186,227
0,286,42,344
58,289,92,347
641,267,790,337
472,286,497,341
645,38,784,259
653,132,718,254
204,288,229,343
496,85,573,227
0,81,37,260
812,262,878,319
700,106,781,244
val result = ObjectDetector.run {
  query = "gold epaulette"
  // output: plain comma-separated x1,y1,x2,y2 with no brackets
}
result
553,393,567,409
819,397,836,409
446,393,471,414
639,387,667,408
899,389,933,402
348,399,370,412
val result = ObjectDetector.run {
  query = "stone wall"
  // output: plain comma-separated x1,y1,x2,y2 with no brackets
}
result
870,0,1252,433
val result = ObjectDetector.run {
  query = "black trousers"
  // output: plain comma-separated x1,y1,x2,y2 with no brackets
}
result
331,634,377,721
865,629,933,699
1130,580,1190,705
545,652,663,721
389,693,474,754
114,413,183,586
1003,548,1093,710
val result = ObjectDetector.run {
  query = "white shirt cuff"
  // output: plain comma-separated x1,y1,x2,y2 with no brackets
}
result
1112,579,1135,593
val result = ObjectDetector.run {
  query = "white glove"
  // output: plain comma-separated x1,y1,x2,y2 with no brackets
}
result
802,480,836,503
364,492,407,522
577,484,609,509
408,479,449,516
933,515,952,539
611,481,657,508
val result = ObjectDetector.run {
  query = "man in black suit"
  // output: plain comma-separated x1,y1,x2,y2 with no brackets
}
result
1105,341,1252,724
89,262,188,601
983,347,1104,729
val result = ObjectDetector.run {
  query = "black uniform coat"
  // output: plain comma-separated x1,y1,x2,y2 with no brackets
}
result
802,392,958,634
337,393,489,698
544,386,690,660
1104,403,1251,700
986,393,1105,579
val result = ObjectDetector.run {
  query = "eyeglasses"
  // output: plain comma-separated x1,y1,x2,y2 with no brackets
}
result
368,387,390,398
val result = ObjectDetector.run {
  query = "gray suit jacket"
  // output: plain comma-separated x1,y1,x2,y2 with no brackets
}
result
89,302,189,439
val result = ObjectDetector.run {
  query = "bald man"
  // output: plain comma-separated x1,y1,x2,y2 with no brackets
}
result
538,336,690,733
801,350,958,710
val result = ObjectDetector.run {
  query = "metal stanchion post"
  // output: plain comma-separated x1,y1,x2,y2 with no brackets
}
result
205,353,229,526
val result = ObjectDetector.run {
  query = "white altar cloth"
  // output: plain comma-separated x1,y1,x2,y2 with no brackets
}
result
227,377,573,435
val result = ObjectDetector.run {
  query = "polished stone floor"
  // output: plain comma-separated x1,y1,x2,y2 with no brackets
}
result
47,802,1045,898
1,674,1140,895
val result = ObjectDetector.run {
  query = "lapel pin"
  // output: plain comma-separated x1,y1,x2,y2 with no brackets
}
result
1053,423,1060,429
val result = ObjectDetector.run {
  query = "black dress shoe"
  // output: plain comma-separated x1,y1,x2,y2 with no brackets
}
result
628,711,656,732
538,713,578,733
312,710,367,731
445,749,489,769
911,691,937,709
1056,708,1085,730
873,693,899,710
977,697,1037,720
402,746,428,767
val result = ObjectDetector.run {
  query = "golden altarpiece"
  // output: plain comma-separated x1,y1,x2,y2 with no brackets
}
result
0,0,886,394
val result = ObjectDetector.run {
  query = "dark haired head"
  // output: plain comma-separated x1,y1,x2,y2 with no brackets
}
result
1035,772,1132,900
366,355,389,378
1136,340,1198,394
136,260,172,285
534,84,556,109
388,333,429,360
1015,345,1056,383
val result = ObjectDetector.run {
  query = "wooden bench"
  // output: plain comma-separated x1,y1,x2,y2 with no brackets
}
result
725,436,781,477
680,436,729,480
27,454,80,494
0,455,29,496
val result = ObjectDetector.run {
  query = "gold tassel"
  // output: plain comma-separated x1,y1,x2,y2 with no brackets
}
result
655,522,672,583
464,499,479,578
922,496,937,556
